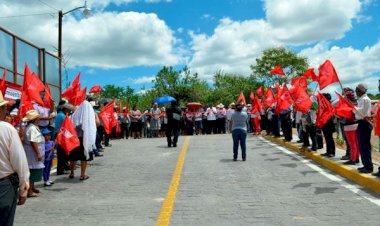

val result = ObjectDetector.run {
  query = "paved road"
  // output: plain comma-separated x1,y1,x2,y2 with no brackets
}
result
15,134,380,226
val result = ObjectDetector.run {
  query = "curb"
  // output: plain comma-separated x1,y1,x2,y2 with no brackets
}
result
264,135,380,193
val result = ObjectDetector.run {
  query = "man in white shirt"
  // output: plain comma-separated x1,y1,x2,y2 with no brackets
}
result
354,83,374,173
0,91,30,226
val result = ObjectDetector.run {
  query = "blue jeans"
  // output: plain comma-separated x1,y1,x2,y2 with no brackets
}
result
232,129,247,160
357,120,373,170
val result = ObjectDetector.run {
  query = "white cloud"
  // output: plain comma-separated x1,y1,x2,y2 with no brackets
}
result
133,76,156,84
0,0,181,69
188,18,280,79
300,41,380,93
265,0,361,44
188,0,368,80
201,14,215,20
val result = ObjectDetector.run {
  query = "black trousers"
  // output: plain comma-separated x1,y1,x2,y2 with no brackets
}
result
280,113,292,141
272,114,280,137
57,145,69,174
217,118,226,134
186,121,194,135
0,176,18,226
120,123,129,139
166,125,179,146
322,118,335,154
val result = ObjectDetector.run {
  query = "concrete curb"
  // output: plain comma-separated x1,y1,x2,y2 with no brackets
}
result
264,135,380,193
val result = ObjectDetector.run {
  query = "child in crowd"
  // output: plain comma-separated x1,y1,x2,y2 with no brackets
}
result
42,128,56,186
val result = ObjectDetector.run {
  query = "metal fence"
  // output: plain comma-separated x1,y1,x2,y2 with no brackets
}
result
0,26,61,102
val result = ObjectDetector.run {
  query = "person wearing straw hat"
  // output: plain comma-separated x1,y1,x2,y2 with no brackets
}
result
0,91,30,226
22,110,45,198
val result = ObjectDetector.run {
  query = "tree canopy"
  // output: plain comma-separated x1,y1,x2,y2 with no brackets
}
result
250,47,309,87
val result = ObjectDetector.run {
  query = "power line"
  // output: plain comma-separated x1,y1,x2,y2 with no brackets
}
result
37,0,59,11
0,12,55,19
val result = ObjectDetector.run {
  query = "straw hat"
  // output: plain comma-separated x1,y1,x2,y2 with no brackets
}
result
0,91,9,107
217,103,224,108
22,110,40,122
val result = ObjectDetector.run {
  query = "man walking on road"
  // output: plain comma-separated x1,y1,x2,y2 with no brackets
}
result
230,103,248,161
0,91,30,226
166,100,182,147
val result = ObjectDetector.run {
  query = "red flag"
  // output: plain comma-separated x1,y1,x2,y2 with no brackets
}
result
318,60,340,90
98,100,115,134
256,86,263,96
251,96,263,114
73,87,87,106
304,68,318,82
237,92,246,105
44,84,53,108
291,76,308,90
56,116,80,154
334,92,355,120
293,85,312,113
0,70,6,94
264,88,275,108
62,73,81,103
270,65,286,76
22,65,45,106
374,101,380,136
89,85,101,94
315,93,335,128
249,91,255,101
276,85,293,113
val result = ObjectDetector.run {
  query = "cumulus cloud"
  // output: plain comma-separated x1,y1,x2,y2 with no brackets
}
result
189,18,280,79
265,0,361,44
188,0,367,80
300,41,380,93
0,0,180,69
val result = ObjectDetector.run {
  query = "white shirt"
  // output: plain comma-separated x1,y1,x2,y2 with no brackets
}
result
206,107,217,120
355,94,371,120
33,103,50,127
0,121,30,186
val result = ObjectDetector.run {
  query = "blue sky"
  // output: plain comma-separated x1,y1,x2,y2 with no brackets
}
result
1,0,380,94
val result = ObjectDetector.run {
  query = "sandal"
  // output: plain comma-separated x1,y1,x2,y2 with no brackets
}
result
69,174,74,179
79,175,90,181
32,188,40,193
27,193,39,198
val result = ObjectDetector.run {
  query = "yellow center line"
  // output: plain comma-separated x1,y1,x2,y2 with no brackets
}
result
156,136,191,226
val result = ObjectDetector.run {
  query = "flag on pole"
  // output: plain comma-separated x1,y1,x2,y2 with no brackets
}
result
270,65,286,76
56,115,80,154
0,70,6,94
98,100,115,134
255,86,263,97
315,93,334,128
237,92,246,105
89,85,101,94
303,68,318,82
334,92,355,120
318,60,340,90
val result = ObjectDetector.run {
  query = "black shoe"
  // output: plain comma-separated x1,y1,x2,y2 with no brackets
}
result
296,140,303,143
340,155,350,160
173,144,177,147
242,158,246,161
372,171,380,177
233,158,237,161
358,168,373,174
321,153,329,156
327,154,335,158
343,160,356,165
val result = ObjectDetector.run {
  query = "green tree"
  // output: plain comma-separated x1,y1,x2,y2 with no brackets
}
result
250,47,309,86
208,71,261,105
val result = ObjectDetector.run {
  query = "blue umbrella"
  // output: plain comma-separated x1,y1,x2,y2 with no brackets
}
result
154,95,176,104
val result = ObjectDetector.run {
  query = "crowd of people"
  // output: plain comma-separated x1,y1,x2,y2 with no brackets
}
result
1,80,380,225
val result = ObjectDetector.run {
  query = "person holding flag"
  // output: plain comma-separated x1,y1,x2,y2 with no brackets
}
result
354,83,374,173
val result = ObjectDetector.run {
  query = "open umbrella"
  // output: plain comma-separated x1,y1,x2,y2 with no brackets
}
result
186,102,203,109
154,95,176,104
